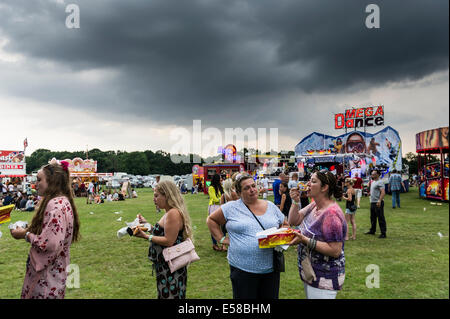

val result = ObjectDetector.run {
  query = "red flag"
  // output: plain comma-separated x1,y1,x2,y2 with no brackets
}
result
24,138,28,149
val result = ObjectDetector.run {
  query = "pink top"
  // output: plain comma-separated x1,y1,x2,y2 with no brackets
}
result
21,196,75,299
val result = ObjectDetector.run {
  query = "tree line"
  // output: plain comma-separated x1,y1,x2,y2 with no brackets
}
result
25,148,422,176
25,149,201,176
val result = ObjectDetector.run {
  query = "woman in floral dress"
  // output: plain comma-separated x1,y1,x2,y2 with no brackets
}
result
10,160,80,299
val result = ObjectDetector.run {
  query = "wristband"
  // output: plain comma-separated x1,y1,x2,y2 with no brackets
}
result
25,232,30,243
292,200,299,206
219,236,226,244
148,234,154,242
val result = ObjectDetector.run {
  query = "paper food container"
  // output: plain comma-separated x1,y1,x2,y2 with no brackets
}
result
256,227,297,248
0,204,15,225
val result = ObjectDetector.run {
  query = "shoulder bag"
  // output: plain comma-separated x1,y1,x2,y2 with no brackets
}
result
162,238,200,273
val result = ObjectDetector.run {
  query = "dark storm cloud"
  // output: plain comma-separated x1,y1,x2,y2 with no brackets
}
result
0,0,448,127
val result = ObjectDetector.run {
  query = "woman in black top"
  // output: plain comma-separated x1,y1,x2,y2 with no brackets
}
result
134,181,193,299
343,178,357,240
279,182,292,217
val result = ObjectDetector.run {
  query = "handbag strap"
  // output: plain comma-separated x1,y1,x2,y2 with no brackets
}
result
243,202,265,231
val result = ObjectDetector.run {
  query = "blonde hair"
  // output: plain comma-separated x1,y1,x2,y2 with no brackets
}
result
223,178,233,199
155,180,193,241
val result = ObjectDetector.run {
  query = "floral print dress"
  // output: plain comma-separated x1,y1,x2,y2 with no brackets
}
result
21,196,74,299
148,223,187,299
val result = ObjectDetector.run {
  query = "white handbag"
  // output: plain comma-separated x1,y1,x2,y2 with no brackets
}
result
162,238,200,273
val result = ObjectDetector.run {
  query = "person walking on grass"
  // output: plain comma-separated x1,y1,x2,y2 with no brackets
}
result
208,174,225,251
388,169,405,209
353,172,363,208
343,178,357,240
366,170,387,238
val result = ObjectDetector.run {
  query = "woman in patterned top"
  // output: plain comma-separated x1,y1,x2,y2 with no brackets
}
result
10,160,80,299
288,171,347,299
134,180,193,299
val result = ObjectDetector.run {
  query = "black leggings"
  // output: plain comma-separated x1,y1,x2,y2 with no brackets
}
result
229,265,280,299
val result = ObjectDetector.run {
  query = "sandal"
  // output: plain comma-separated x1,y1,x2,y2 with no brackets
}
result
221,246,228,252
212,245,221,251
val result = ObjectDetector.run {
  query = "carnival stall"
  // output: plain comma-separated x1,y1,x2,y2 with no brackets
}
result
294,126,403,179
192,164,204,192
0,150,27,188
416,127,449,201
54,157,110,195
202,163,245,194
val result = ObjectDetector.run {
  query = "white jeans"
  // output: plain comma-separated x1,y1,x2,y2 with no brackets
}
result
304,283,337,299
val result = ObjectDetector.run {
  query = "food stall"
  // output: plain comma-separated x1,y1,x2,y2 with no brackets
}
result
192,164,204,192
0,150,27,188
416,127,449,201
202,163,245,194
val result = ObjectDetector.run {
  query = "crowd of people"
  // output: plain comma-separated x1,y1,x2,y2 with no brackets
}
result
5,159,405,300
0,181,38,212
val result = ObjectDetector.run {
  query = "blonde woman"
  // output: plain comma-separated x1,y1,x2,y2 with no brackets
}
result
135,180,193,299
220,178,239,204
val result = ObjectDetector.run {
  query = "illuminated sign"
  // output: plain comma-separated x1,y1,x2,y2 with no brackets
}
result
218,144,241,162
335,106,384,129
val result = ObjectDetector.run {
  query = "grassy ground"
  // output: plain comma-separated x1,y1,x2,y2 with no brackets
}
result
0,187,448,299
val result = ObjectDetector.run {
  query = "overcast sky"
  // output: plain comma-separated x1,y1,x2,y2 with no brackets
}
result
1,0,448,158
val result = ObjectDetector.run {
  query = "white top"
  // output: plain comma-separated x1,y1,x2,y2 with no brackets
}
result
260,178,269,189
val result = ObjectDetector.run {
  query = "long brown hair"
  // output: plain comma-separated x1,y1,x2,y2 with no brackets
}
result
28,163,80,242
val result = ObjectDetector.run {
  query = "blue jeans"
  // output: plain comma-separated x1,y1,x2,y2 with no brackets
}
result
392,190,400,208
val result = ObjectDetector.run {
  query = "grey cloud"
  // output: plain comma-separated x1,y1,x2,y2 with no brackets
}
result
0,0,448,130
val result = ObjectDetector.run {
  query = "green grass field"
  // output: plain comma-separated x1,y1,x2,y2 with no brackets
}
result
0,187,448,299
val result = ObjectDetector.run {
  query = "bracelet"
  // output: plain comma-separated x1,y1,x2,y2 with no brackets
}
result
307,238,317,250
292,200,300,206
148,235,153,242
219,236,226,244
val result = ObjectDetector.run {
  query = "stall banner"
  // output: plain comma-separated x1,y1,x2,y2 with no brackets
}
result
0,163,26,176
426,163,441,179
294,126,402,170
0,150,25,163
61,158,97,174
426,179,443,200
416,127,449,151
443,178,449,201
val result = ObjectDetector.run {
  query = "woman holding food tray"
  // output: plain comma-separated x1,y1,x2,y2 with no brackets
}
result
207,173,289,299
134,180,193,299
288,171,347,299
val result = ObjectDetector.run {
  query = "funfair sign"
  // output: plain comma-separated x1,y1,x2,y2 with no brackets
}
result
335,106,384,130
